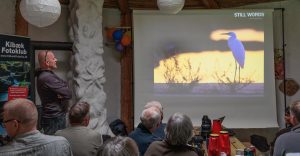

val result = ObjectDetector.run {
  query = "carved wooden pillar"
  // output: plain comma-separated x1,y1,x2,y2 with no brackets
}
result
118,0,134,132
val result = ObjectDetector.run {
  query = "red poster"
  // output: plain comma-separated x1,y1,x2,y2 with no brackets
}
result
8,86,29,101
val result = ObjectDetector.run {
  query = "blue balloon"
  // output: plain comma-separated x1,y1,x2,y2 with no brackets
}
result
115,42,124,52
113,29,123,42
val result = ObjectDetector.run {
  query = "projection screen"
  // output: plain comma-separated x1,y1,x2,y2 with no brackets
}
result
133,10,277,128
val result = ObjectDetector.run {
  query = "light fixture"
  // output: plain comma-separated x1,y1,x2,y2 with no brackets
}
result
19,0,61,27
157,0,185,14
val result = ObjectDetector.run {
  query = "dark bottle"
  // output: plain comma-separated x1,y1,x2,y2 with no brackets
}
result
201,115,211,140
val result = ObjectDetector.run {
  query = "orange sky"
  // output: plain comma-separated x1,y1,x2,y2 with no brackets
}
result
154,50,264,83
154,29,264,84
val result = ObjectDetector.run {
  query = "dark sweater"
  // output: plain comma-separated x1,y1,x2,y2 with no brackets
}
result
36,69,72,118
129,123,161,156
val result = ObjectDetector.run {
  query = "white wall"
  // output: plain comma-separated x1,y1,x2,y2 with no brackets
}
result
0,0,16,34
102,8,121,123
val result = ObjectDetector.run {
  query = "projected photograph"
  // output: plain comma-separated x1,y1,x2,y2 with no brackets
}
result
134,10,276,128
139,11,268,96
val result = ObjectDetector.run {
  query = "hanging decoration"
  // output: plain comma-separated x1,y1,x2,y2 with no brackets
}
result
105,27,132,52
157,0,185,14
19,0,61,27
279,79,299,96
274,48,284,80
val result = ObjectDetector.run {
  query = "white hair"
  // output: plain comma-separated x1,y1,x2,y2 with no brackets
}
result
144,101,163,114
140,107,161,129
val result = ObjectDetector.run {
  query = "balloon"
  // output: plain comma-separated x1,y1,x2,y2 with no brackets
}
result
113,29,123,42
106,27,116,41
115,42,124,52
121,32,131,46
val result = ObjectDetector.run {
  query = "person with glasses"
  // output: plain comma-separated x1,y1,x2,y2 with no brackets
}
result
36,50,72,135
0,98,72,155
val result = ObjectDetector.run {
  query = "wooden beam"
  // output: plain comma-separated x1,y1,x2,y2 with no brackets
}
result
202,0,220,9
15,0,28,36
118,0,134,132
59,0,70,5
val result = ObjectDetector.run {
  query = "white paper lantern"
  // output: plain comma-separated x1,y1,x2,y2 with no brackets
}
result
157,0,185,14
19,0,61,27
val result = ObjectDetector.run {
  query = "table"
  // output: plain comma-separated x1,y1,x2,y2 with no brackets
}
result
201,137,261,156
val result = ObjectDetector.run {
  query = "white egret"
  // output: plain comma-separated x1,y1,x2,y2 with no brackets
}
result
223,32,245,83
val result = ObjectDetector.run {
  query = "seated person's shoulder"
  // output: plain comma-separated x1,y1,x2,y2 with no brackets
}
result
51,135,69,142
42,133,70,145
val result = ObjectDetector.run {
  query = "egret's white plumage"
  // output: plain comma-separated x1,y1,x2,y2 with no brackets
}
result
226,32,245,68
223,32,246,83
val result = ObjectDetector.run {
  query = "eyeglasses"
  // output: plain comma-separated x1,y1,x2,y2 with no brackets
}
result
1,119,21,128
45,50,49,63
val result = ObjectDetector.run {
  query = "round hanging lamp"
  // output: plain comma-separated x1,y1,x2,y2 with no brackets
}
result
19,0,61,27
157,0,185,14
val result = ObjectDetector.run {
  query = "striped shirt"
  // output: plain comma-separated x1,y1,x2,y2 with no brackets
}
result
0,130,72,156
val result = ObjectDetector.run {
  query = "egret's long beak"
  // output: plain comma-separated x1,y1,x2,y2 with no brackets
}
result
221,32,229,35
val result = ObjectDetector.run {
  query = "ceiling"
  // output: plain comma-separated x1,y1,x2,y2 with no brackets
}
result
59,0,285,9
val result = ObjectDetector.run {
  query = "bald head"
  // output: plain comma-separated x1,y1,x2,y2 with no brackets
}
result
38,50,48,67
38,50,57,70
140,107,161,131
4,98,38,129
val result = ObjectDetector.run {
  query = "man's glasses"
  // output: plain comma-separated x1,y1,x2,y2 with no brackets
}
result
1,119,21,128
45,50,49,63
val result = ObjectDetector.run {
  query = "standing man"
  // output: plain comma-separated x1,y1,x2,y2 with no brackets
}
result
0,98,72,156
36,50,72,135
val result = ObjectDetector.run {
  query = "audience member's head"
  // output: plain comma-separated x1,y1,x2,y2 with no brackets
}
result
109,119,128,136
38,50,57,70
165,112,194,145
69,101,90,126
290,100,300,125
285,106,292,127
140,107,161,132
144,101,163,121
2,98,38,137
99,136,139,156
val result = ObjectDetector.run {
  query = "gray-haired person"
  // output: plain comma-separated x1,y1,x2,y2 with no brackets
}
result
55,101,103,156
145,112,201,156
0,98,72,156
98,136,139,156
129,107,161,156
144,101,166,139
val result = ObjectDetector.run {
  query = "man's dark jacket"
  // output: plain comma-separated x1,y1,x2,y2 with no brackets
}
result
36,69,72,118
129,123,161,156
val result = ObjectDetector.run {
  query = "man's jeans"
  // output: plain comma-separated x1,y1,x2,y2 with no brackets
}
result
41,115,66,135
